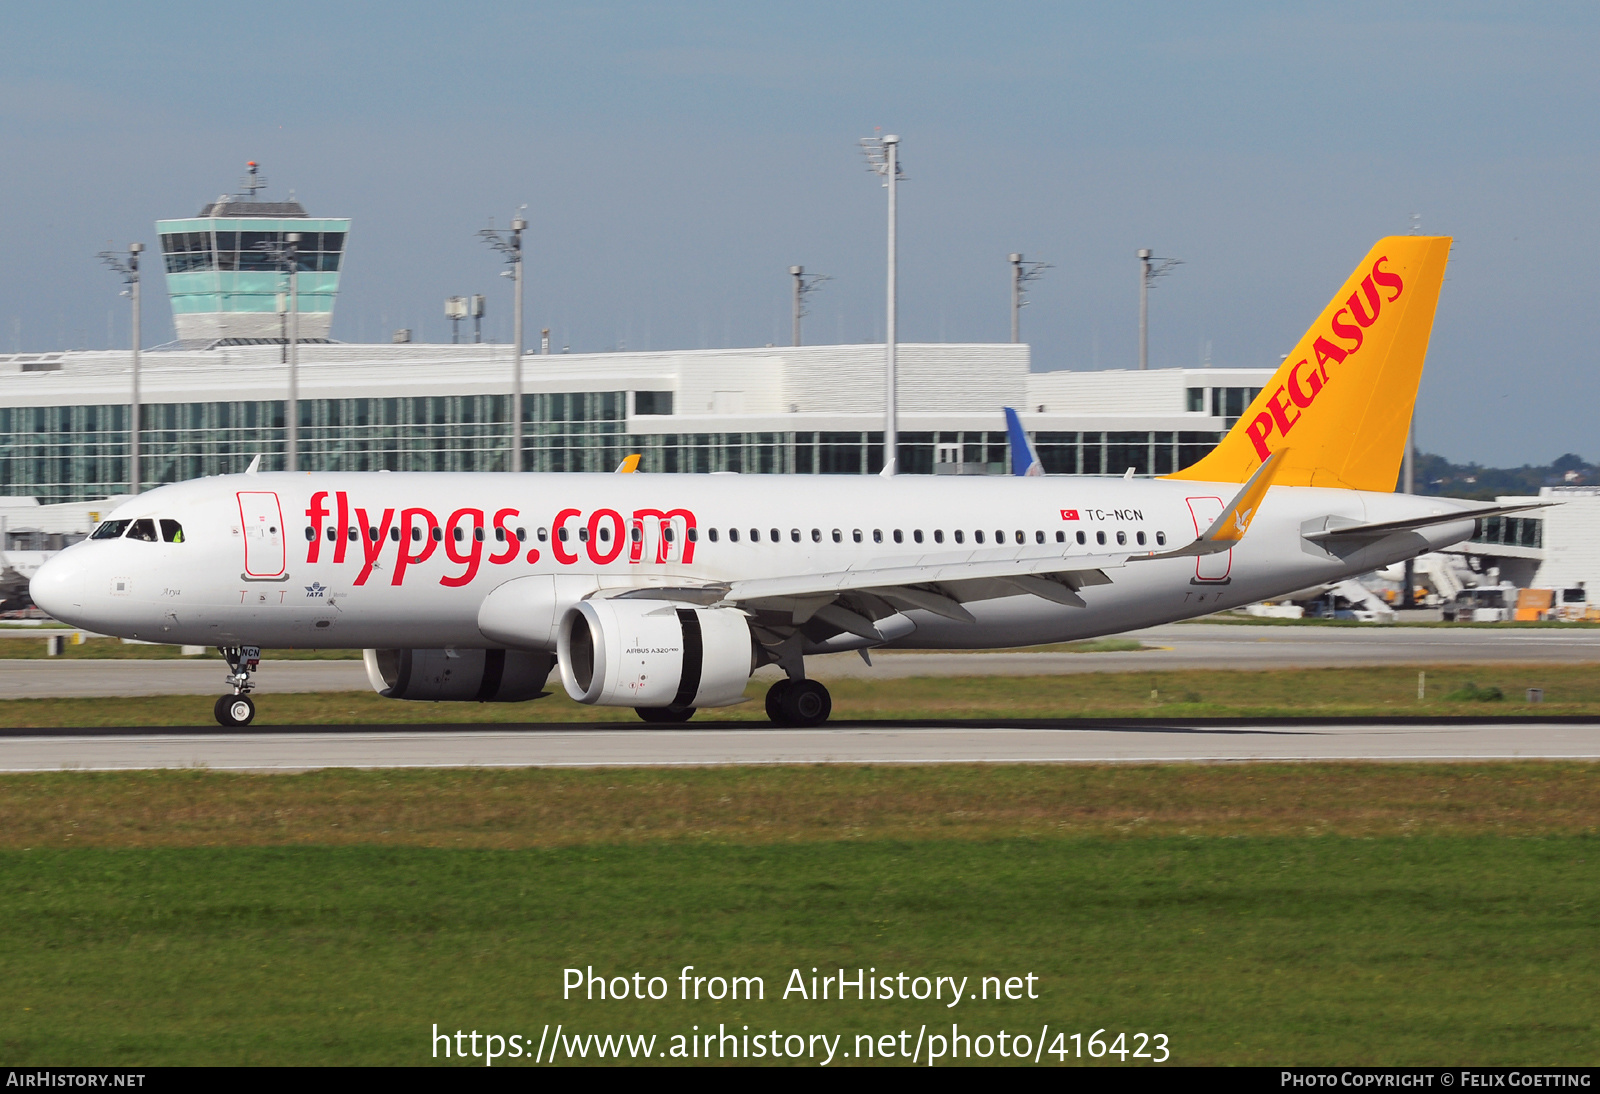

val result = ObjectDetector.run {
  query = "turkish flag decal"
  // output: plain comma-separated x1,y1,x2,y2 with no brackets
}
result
1060,509,1080,520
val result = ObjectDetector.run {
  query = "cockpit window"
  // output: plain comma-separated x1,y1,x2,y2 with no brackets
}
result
127,519,158,542
91,520,131,540
160,519,185,544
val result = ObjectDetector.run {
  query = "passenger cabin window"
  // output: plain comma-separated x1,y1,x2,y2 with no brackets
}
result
770,528,779,542
831,529,841,543
708,528,719,542
1096,531,1106,545
975,530,985,544
1056,531,1065,543
729,528,740,542
954,530,964,544
913,530,924,544
160,519,185,544
1116,531,1127,545
749,528,760,542
1076,531,1086,545
934,530,944,543
852,529,863,543
1136,531,1147,546
1156,531,1167,546
92,520,130,540
790,529,799,542
811,529,821,542
127,519,158,542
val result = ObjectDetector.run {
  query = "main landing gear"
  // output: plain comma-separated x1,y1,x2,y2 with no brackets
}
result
764,678,832,727
214,645,260,728
630,678,834,726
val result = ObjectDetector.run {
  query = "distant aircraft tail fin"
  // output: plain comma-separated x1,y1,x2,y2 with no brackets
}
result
1166,235,1452,489
1003,407,1043,477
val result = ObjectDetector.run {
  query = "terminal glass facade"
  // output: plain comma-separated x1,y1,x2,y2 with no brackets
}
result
0,394,1225,503
1472,515,1543,549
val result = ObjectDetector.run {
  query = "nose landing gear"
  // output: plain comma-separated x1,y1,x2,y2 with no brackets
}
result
764,678,832,727
214,646,260,727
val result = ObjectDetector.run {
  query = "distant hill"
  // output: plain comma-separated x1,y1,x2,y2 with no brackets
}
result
1414,451,1593,500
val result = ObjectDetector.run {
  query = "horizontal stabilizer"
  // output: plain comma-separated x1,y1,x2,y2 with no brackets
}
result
1302,502,1550,542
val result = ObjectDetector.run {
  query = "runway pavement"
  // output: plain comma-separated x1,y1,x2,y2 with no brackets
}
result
3,623,1599,698
2,718,1596,771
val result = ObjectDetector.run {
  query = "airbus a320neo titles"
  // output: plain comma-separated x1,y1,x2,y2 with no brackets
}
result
31,235,1528,727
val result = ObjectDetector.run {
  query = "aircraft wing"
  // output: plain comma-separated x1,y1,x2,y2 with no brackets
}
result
712,548,1129,634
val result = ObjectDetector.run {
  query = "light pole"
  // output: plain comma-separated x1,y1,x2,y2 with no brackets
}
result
287,233,300,471
97,243,144,493
1401,416,1417,608
788,265,832,347
1137,248,1182,371
479,212,527,471
860,133,904,474
254,233,301,470
1009,252,1052,344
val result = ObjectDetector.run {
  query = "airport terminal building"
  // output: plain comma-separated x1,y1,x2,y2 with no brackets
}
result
0,341,1272,504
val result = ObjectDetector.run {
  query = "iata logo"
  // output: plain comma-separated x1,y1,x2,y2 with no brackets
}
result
1244,255,1404,461
304,492,698,588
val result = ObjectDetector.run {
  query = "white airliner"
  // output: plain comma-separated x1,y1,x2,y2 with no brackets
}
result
30,236,1531,728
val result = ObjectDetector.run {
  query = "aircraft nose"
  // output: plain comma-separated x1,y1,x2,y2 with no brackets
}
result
29,551,88,624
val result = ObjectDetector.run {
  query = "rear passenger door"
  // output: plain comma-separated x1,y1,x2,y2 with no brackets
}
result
237,492,287,578
1185,496,1231,584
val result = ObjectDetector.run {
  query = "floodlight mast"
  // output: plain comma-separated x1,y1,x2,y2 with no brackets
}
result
479,211,527,471
1137,248,1183,371
789,265,832,346
1009,252,1053,344
252,233,302,470
97,243,144,493
860,132,904,475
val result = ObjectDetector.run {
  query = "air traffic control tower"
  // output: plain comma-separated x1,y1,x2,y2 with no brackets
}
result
156,163,349,345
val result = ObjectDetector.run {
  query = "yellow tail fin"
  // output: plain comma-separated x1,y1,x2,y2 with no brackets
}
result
1167,235,1452,489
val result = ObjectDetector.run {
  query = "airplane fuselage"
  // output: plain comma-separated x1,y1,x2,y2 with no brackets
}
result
30,471,1475,652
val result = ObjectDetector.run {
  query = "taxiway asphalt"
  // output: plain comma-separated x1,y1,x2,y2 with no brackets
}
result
3,623,1599,698
2,718,1596,771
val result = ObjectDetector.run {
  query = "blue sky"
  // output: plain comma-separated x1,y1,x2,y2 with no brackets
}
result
1,1,1595,464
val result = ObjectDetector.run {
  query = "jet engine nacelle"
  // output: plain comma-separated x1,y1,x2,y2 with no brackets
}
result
556,598,755,709
363,647,555,702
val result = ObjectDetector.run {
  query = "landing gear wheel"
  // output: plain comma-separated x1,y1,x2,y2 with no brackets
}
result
777,679,831,727
764,679,793,722
214,694,255,728
636,706,696,724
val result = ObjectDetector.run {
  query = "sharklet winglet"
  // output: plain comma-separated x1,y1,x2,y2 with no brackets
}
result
1134,448,1289,561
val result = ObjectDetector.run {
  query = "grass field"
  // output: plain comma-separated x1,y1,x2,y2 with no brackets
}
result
1,764,1595,1066
0,661,1597,727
